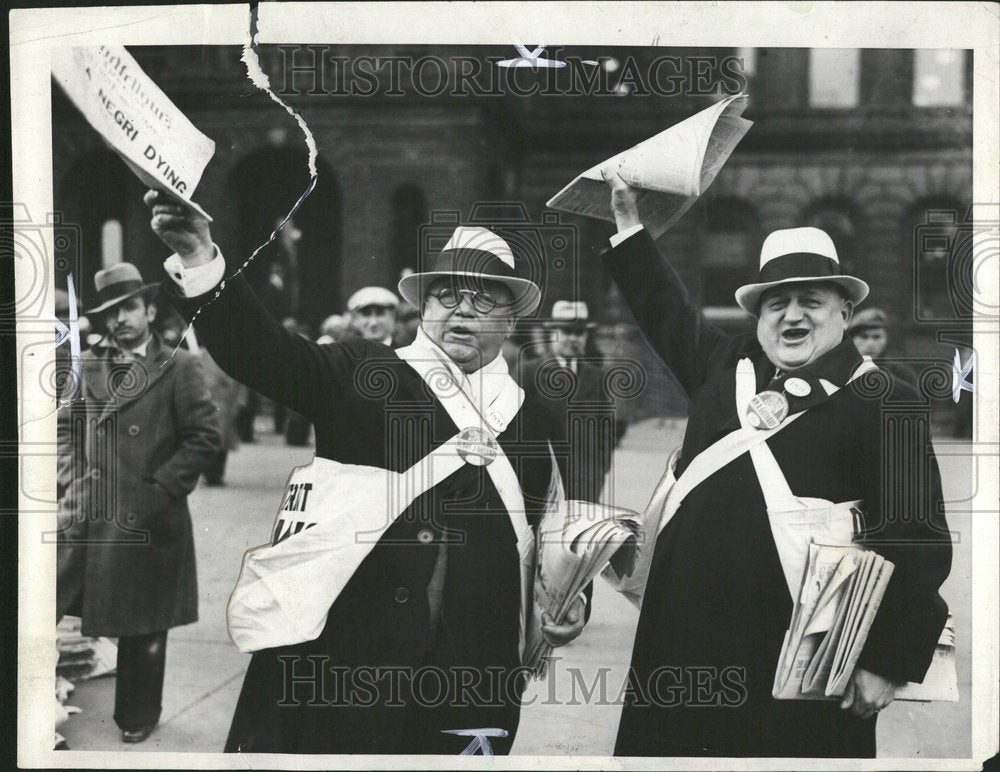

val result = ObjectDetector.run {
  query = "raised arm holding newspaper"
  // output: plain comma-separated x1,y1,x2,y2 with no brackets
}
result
600,173,952,758
145,190,588,755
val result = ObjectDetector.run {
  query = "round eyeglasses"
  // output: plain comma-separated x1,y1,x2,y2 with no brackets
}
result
431,287,499,314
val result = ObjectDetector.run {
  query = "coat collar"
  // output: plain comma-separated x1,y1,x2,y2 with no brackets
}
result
717,336,863,435
763,336,863,415
85,333,176,417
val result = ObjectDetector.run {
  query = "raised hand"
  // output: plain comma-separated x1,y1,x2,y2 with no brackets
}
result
143,189,214,267
601,166,641,232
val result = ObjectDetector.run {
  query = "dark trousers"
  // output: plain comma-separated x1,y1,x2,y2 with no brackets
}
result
114,631,168,731
204,450,228,484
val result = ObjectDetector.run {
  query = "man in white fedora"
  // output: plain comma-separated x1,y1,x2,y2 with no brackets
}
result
522,300,614,504
143,190,586,754
346,285,400,346
601,174,951,758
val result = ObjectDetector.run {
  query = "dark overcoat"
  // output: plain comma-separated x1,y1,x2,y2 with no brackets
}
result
520,356,614,502
57,333,221,636
606,230,952,758
165,273,560,755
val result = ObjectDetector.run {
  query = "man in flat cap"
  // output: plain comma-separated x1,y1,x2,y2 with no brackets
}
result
849,307,917,387
522,300,615,504
346,285,400,346
144,191,587,754
57,262,221,743
601,175,951,758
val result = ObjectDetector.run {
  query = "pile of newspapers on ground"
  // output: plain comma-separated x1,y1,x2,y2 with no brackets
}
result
54,617,118,749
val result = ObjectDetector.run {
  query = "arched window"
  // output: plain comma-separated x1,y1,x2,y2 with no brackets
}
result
390,184,428,281
700,198,760,308
905,198,968,320
228,148,341,328
100,219,123,267
803,201,863,279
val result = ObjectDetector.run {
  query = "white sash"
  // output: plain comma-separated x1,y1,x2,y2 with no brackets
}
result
735,356,878,598
395,342,535,657
227,439,468,652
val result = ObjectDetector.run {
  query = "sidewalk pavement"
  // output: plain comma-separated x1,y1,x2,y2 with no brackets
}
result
58,418,973,758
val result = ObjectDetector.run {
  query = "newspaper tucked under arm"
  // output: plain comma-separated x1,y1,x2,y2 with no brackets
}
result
773,542,958,702
546,94,752,238
524,459,640,678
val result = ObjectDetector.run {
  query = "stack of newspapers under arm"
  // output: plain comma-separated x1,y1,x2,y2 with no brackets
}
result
524,499,640,679
773,542,958,702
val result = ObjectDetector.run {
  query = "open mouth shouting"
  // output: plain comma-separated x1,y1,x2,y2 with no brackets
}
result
780,327,810,345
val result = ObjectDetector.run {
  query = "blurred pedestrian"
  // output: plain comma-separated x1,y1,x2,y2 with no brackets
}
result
347,285,399,345
521,301,615,503
316,313,356,345
201,347,247,486
57,262,221,744
848,307,917,386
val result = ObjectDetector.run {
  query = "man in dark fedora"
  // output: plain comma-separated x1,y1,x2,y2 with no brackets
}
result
601,174,951,758
57,262,221,743
143,190,588,754
522,300,615,504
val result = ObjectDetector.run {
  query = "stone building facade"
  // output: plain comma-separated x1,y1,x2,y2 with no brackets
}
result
52,44,973,424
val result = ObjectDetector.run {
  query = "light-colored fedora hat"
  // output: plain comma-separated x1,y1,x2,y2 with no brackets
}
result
87,263,159,315
397,226,542,316
735,227,869,315
347,286,399,311
543,300,597,329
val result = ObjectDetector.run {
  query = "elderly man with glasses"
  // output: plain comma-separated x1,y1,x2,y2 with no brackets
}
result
144,191,587,755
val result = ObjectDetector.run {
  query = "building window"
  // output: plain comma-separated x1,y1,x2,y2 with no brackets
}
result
913,50,965,107
906,199,968,319
390,184,428,281
804,202,861,279
100,218,123,267
701,199,759,308
808,49,860,108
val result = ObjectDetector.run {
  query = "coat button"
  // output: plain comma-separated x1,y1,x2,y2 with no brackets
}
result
417,529,433,544
128,424,140,436
393,587,410,604
90,469,101,479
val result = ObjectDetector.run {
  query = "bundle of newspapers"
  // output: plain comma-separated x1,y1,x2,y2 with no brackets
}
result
773,542,958,702
524,488,640,678
546,93,752,238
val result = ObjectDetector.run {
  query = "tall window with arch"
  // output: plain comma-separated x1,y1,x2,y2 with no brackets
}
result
905,198,969,320
700,197,760,309
803,201,863,280
390,184,428,284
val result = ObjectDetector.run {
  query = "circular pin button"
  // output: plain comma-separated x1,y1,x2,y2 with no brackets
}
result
128,424,140,436
417,529,434,544
746,390,789,430
393,587,410,604
456,427,498,467
784,377,811,397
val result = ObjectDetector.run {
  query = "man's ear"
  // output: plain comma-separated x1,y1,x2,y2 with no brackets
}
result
146,301,158,322
841,300,854,326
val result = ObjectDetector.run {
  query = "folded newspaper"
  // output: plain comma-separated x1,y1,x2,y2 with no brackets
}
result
51,46,216,220
773,542,958,702
546,93,752,238
524,463,640,678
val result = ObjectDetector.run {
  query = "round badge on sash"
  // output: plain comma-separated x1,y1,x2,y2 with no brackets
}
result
456,427,498,466
784,377,812,397
746,390,789,429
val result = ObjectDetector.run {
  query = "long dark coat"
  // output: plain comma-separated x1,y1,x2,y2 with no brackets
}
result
57,333,221,636
165,274,560,755
520,355,614,503
606,230,952,758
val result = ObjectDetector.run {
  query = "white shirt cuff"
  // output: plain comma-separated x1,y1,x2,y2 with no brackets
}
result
609,224,644,248
163,245,226,298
